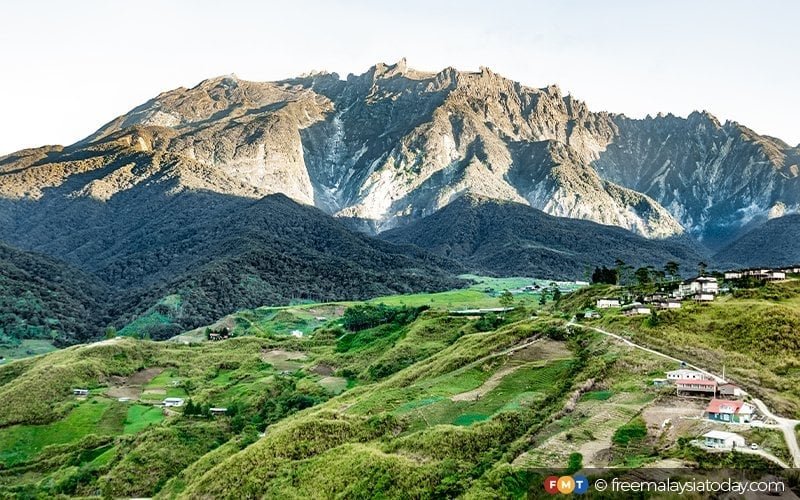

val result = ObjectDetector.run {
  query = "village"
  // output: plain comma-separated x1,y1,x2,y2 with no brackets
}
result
586,265,800,319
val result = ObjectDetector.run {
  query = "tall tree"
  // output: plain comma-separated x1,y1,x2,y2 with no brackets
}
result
498,290,514,308
698,261,708,276
664,261,680,281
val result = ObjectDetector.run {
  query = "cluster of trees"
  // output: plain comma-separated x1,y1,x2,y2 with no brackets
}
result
592,260,713,290
341,303,428,332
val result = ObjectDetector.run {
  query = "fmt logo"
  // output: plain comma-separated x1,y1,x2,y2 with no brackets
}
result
544,475,589,495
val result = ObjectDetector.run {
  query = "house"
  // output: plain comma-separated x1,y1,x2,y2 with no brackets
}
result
676,379,717,395
73,388,89,396
724,271,743,280
574,280,590,286
693,292,715,302
702,430,746,449
208,332,229,341
583,310,600,319
679,276,718,298
705,399,754,423
209,407,228,416
162,397,185,407
766,271,786,281
656,299,682,309
718,384,745,398
666,369,712,381
596,298,621,309
621,303,650,316
643,293,668,303
652,378,668,387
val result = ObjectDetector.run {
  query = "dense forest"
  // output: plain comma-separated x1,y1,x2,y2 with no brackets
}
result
0,194,464,345
381,195,704,280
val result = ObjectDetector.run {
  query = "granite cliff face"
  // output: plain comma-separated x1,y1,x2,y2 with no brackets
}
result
1,60,798,250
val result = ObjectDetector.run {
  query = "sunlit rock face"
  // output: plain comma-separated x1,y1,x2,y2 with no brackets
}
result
3,60,798,248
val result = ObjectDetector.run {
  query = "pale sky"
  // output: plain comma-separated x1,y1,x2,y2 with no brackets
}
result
1,0,798,155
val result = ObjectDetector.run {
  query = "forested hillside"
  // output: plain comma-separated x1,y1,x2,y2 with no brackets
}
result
381,195,704,279
0,243,108,348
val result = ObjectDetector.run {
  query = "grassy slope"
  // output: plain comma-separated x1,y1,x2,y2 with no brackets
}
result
2,281,792,498
571,281,800,415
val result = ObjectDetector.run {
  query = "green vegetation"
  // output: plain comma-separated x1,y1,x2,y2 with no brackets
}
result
1,277,794,498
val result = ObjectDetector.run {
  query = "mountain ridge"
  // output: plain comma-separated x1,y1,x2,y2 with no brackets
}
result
380,194,704,279
7,60,797,249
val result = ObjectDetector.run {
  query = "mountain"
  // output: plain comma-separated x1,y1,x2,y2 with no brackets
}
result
381,195,703,279
104,193,463,338
8,60,797,251
0,173,462,343
714,213,800,267
594,112,800,249
0,242,108,347
1,60,798,338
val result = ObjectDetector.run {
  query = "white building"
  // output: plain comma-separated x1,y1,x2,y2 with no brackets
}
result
596,298,621,309
622,303,650,316
666,369,711,381
657,300,682,309
679,277,719,298
694,292,715,302
766,271,786,281
702,430,746,449
724,271,743,280
162,397,185,407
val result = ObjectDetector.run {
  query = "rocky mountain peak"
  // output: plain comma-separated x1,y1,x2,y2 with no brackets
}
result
2,61,797,249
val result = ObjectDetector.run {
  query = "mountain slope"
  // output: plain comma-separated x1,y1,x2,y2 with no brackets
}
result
714,213,800,267
106,193,463,338
594,112,800,249
0,62,691,241
0,148,463,342
381,196,704,279
0,243,108,346
3,61,797,249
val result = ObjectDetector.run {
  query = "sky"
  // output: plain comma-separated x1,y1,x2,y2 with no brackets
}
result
1,0,798,155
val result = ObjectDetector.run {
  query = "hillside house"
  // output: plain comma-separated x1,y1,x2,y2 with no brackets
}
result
210,407,228,416
693,292,715,302
705,399,754,423
656,299,682,309
73,388,89,396
667,369,711,381
621,303,650,316
583,310,600,319
596,298,620,309
724,271,743,280
208,332,230,341
679,276,718,298
676,378,717,396
766,270,786,281
162,397,185,407
718,384,745,398
702,430,746,449
643,293,668,303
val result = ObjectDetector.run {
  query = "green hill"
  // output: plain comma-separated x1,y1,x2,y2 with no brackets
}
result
0,242,108,353
3,288,794,498
380,195,704,280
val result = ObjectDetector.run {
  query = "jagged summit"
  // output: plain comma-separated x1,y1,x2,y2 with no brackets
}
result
1,61,798,249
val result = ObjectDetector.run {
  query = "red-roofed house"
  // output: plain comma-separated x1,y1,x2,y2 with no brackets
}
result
675,378,717,396
705,399,754,423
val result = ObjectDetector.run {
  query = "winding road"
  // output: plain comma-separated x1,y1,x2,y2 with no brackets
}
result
568,320,800,468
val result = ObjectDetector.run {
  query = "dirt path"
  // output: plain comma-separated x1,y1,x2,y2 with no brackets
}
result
569,319,800,469
450,365,523,402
